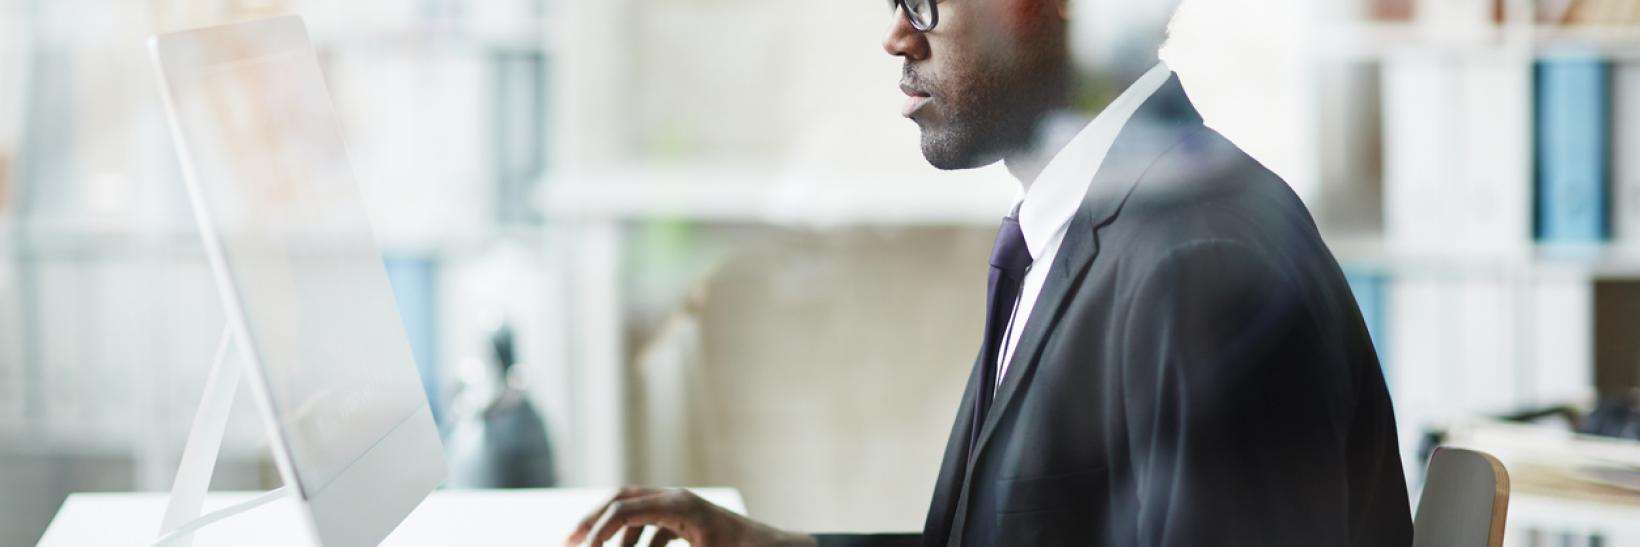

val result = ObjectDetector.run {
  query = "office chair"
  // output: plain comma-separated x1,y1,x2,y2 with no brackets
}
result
1412,447,1511,547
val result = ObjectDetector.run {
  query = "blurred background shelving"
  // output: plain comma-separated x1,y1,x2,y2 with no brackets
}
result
1305,1,1640,544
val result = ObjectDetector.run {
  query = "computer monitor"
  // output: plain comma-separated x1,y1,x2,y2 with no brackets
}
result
149,15,447,546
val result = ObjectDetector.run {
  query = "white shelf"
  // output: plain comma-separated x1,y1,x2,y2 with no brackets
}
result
1325,233,1640,280
540,164,1016,227
1534,24,1640,59
1,219,544,259
1312,22,1640,61
307,18,565,52
0,430,270,461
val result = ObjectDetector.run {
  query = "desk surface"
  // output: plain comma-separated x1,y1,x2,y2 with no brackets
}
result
40,487,745,546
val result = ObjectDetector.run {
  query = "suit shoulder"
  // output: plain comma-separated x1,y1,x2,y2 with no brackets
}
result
1121,128,1294,226
1107,129,1319,271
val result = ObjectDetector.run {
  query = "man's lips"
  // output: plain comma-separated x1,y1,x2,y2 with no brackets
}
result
900,83,932,118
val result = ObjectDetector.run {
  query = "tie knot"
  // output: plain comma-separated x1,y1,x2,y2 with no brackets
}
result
989,216,1032,280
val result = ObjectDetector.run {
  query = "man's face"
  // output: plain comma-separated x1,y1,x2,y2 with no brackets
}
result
884,0,1066,170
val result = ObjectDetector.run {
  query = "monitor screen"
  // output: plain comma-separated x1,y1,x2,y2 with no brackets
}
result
156,23,428,499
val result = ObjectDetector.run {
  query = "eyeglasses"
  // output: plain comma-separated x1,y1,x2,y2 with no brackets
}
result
890,0,939,32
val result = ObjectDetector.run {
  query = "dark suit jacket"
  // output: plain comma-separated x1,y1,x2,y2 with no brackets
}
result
816,76,1412,546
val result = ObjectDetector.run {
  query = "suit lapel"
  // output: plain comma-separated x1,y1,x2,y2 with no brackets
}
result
956,201,1100,503
938,74,1206,545
921,351,983,547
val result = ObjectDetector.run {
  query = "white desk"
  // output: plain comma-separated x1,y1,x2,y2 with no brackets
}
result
40,488,745,546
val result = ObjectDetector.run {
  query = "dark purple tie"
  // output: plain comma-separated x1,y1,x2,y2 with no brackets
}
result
972,215,1032,453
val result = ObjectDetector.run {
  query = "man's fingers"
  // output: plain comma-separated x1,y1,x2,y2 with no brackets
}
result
585,495,689,547
564,487,655,546
564,509,601,546
565,499,615,546
649,528,679,547
619,525,648,547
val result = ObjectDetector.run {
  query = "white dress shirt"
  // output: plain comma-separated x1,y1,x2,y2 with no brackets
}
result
995,62,1174,390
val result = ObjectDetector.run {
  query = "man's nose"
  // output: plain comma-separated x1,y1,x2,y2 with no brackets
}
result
882,5,930,61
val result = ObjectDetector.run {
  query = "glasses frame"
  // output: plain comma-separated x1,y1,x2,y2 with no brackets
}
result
892,0,939,32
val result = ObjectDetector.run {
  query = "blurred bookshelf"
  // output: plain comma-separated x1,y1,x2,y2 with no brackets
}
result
1307,0,1640,544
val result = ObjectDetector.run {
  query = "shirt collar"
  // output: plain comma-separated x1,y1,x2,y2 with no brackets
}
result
1013,61,1173,259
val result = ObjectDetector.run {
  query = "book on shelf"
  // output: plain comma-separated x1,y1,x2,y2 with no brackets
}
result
0,269,21,431
1528,277,1596,409
1368,0,1415,21
1382,56,1533,254
1344,268,1389,367
1457,59,1535,253
1535,58,1610,245
85,259,146,442
1561,0,1640,25
1387,276,1449,481
1382,58,1457,254
1413,0,1507,33
1455,278,1521,416
1538,0,1580,23
1315,62,1383,236
1613,64,1640,247
0,152,10,217
1594,281,1640,395
35,259,88,439
489,49,548,225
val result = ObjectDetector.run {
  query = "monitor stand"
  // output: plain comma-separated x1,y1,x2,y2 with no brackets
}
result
153,325,290,547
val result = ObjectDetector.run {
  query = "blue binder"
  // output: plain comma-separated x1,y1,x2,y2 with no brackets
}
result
1535,59,1610,243
1345,269,1389,372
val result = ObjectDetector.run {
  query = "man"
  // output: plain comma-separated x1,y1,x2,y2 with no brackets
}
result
565,0,1413,545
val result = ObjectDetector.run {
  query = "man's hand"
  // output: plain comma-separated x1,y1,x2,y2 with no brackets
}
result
564,486,819,547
